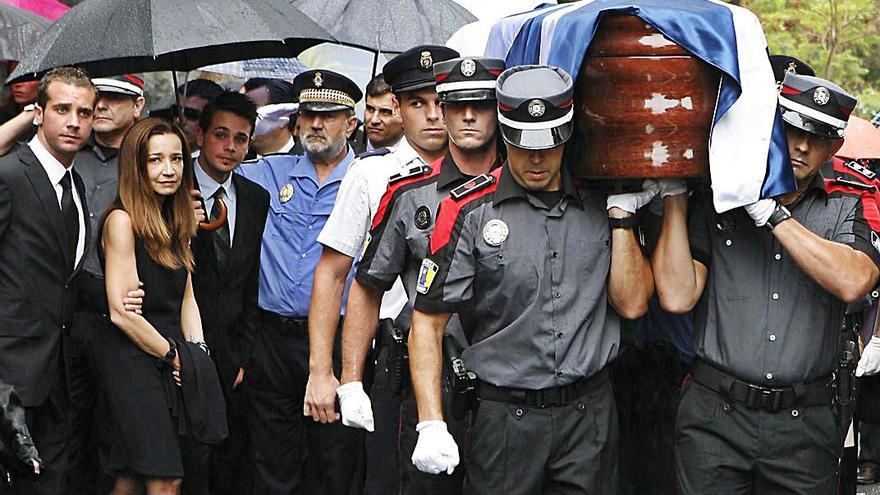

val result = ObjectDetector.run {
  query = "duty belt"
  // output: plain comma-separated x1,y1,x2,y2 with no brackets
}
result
692,360,833,412
260,309,308,332
476,369,608,408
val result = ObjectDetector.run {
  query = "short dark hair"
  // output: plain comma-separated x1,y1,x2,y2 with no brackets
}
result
198,91,258,135
177,78,223,102
37,67,97,109
366,73,392,98
243,77,297,105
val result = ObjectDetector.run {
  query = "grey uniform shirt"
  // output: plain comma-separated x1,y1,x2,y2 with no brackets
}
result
689,166,880,385
76,140,119,276
356,152,495,341
414,164,619,390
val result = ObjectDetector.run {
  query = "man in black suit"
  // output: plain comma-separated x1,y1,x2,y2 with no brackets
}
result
190,91,269,495
0,67,97,494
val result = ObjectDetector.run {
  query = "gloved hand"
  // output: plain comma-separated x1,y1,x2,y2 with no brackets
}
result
657,179,688,198
606,179,660,214
744,198,776,227
337,381,374,432
857,337,880,377
411,420,459,475
253,103,299,137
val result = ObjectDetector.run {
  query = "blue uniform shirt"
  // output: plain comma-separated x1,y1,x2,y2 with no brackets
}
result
237,148,356,317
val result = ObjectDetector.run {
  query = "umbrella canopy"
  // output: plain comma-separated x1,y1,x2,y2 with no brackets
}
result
8,0,335,83
838,116,880,160
0,0,68,21
0,2,49,61
199,57,308,79
291,0,476,53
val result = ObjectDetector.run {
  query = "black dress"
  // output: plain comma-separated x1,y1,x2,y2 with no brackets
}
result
95,236,188,478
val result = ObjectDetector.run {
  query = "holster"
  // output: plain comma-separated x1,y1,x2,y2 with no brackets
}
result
444,335,476,422
382,320,408,395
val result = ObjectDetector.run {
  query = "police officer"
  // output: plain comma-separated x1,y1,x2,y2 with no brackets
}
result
408,65,655,493
337,57,505,494
236,69,365,495
653,73,880,493
305,45,457,495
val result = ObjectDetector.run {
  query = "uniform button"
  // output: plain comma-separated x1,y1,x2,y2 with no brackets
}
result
774,253,781,260
577,402,586,411
771,292,779,300
301,253,307,258
89,213,95,218
551,251,558,258
515,408,524,417
556,331,564,338
555,369,564,377
308,225,313,230
791,409,799,417
722,403,731,412
95,185,101,190
766,373,773,380
725,239,732,246
769,334,776,342
553,291,561,298
496,254,503,261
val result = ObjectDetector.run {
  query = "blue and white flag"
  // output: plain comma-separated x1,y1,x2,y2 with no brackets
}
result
486,0,795,213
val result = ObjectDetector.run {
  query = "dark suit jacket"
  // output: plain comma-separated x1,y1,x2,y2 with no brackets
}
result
191,173,268,397
0,145,89,407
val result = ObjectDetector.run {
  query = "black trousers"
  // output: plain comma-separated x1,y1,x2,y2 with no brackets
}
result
465,375,618,495
247,313,365,495
364,344,401,495
676,379,840,494
208,381,251,495
860,421,880,467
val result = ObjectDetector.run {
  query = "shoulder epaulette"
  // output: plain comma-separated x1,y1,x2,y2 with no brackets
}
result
845,160,876,181
389,163,431,184
357,147,391,160
832,177,876,192
450,173,496,200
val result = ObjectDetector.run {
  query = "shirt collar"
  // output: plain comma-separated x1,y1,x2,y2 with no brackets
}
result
278,136,296,154
29,135,70,185
289,146,355,185
396,138,422,167
494,161,580,205
194,155,234,199
436,151,503,190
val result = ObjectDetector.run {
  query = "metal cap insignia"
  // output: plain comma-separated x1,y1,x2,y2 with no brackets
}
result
314,72,323,88
460,59,476,77
527,99,545,117
813,87,830,106
420,51,433,70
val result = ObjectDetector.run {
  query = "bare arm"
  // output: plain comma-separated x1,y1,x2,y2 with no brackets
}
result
772,219,879,303
180,273,204,342
103,210,175,359
409,310,452,422
0,110,33,158
607,209,654,318
652,194,708,313
340,279,382,384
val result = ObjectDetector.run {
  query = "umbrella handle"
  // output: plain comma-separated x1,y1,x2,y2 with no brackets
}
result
199,197,227,231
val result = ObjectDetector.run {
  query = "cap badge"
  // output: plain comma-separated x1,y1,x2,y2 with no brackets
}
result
785,61,797,75
527,99,545,117
482,219,509,247
460,59,476,77
813,87,830,106
314,72,323,88
419,51,433,70
279,184,294,204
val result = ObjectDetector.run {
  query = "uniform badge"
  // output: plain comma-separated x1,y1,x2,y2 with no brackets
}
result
845,160,877,180
482,219,509,247
314,72,323,88
360,233,371,259
420,51,433,70
414,206,431,230
460,59,476,77
416,258,439,294
279,184,294,204
528,99,545,117
813,87,830,106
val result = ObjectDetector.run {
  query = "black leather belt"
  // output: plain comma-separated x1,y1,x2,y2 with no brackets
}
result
692,360,833,412
260,310,307,331
477,369,609,408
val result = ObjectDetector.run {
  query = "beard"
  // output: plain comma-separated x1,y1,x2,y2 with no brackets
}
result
303,133,347,162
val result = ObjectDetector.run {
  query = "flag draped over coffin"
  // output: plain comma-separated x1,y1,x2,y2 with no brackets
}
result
485,0,795,213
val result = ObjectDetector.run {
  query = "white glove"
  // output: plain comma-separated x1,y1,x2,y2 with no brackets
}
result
743,198,776,227
857,337,880,377
411,420,459,475
606,179,660,214
337,381,374,432
253,103,299,137
657,179,688,198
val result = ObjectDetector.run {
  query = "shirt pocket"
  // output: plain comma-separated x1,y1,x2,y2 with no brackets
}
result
474,249,539,313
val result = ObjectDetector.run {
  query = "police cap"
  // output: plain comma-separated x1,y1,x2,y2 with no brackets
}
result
383,45,459,94
769,55,815,85
92,74,144,97
292,69,362,112
779,73,856,139
434,57,505,103
496,65,574,150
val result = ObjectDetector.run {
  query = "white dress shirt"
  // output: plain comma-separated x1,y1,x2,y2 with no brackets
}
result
195,156,237,245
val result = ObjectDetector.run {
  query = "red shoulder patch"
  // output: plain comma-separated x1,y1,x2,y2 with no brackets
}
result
429,167,502,255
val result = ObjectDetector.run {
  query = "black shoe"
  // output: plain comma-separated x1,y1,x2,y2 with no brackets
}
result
858,465,878,485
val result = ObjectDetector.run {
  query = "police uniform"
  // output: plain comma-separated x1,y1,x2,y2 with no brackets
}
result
316,45,457,495
413,65,619,494
354,57,503,495
235,70,366,495
676,73,880,493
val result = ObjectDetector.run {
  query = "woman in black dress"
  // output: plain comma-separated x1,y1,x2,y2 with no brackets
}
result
101,117,203,495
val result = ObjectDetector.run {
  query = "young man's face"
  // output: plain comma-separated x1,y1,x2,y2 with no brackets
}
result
505,142,565,192
786,124,844,184
398,87,447,155
196,110,251,180
441,100,497,152
364,92,403,148
34,81,97,164
179,95,210,150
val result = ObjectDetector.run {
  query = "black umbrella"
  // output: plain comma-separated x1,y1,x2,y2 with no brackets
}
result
291,0,476,53
0,3,50,62
7,0,335,83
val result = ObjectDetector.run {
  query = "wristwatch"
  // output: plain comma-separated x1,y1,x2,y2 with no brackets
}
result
162,338,177,364
765,203,792,230
608,215,639,230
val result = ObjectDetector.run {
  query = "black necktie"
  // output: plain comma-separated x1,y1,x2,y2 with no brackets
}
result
60,171,78,269
211,187,231,268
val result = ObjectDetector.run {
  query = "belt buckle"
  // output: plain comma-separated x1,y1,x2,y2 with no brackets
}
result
745,383,785,412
